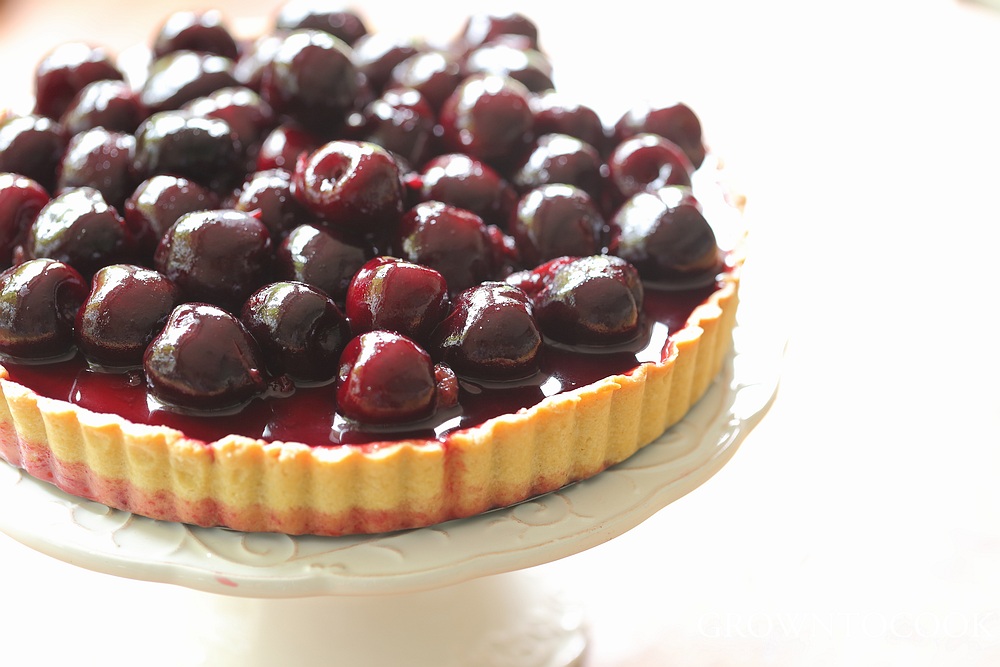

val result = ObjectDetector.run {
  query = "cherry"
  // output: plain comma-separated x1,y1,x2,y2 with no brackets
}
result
241,280,350,383
607,133,693,202
336,329,436,424
234,169,313,240
59,80,147,136
458,13,540,53
355,87,435,167
410,153,517,228
152,10,240,60
133,111,243,192
57,128,137,210
260,30,359,134
255,123,318,172
429,281,541,380
0,173,50,269
290,140,404,236
144,302,268,412
233,34,284,92
0,114,68,193
140,51,239,115
510,184,605,266
438,74,535,169
529,91,608,154
510,133,605,203
75,264,182,367
614,101,706,169
33,42,124,120
386,50,463,112
182,86,277,160
0,258,88,361
394,201,496,295
124,175,218,258
154,208,272,310
523,255,644,345
351,33,423,93
462,43,554,93
274,223,369,303
24,187,133,278
612,186,721,281
275,1,369,45
345,256,450,344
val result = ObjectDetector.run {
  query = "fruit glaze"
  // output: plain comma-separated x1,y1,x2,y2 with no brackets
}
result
0,4,744,536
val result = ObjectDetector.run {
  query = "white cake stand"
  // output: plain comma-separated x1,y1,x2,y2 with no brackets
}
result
0,323,781,666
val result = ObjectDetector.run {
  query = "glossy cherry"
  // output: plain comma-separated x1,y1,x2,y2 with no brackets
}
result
510,133,605,203
462,42,553,93
275,2,369,45
241,280,351,383
457,13,540,53
57,128,137,210
529,91,608,154
255,123,318,172
509,184,605,266
59,80,147,136
0,258,88,361
133,111,243,192
182,86,277,159
614,102,706,169
351,33,423,92
152,10,240,60
274,223,369,303
75,264,182,367
33,42,124,120
0,114,68,193
144,302,268,412
124,175,218,258
234,169,313,240
386,50,463,111
140,50,239,115
607,133,693,202
355,87,435,167
438,74,535,169
0,173,50,269
410,153,517,228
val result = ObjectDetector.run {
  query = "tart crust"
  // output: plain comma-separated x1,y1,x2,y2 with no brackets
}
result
0,262,739,536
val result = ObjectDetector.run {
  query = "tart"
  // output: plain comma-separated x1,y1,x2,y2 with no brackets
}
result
0,5,744,536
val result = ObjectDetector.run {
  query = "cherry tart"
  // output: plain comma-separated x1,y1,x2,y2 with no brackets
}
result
0,4,745,536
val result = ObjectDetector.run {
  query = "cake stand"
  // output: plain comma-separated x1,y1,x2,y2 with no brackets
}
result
0,322,781,667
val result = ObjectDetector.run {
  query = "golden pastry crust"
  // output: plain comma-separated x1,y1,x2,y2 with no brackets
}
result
0,261,739,536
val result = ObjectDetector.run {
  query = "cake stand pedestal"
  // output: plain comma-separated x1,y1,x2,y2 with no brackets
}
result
0,326,780,667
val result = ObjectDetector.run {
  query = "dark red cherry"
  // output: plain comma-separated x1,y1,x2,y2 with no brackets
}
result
182,86,277,158
356,87,435,167
525,255,643,345
75,264,182,367
510,185,605,266
57,128,137,210
275,2,369,45
395,201,496,294
255,123,318,172
233,34,283,92
351,33,423,92
154,208,272,310
140,51,239,114
241,281,350,383
144,302,268,412
234,169,313,240
438,74,534,169
510,133,605,202
458,13,540,53
462,43,553,93
430,282,541,380
0,173,50,269
260,30,359,134
0,114,68,193
345,256,449,344
124,175,218,258
24,187,132,278
0,258,87,361
33,42,124,120
152,10,240,60
529,91,608,154
386,50,463,112
411,153,517,228
274,223,369,303
59,80,146,136
290,140,404,236
614,102,706,169
607,133,693,202
133,111,243,192
612,187,721,281
336,330,436,424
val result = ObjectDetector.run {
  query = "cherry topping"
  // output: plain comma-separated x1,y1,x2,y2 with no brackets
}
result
59,80,147,136
133,111,243,192
614,102,706,169
260,30,359,134
124,175,218,258
336,330,436,424
57,127,137,210
386,50,463,112
274,223,369,303
0,114,68,193
0,258,88,361
519,255,644,345
290,140,404,236
140,51,239,115
510,184,605,266
234,169,313,240
154,208,272,310
607,133,693,202
612,186,722,281
411,153,517,228
33,43,124,120
75,264,182,368
438,74,535,169
152,10,240,60
529,91,608,154
510,133,605,203
345,256,450,344
144,302,268,412
275,2,369,45
430,281,541,380
355,87,435,167
182,86,277,160
394,201,496,295
0,173,50,270
24,187,132,278
351,33,423,93
241,281,350,384
255,123,318,172
463,42,554,93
